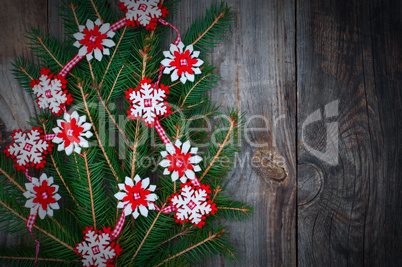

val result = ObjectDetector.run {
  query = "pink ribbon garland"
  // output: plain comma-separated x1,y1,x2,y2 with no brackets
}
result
154,119,172,146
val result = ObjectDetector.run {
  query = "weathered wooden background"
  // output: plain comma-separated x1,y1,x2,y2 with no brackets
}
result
0,0,401,266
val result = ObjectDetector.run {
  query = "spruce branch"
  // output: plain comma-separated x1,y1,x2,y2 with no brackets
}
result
83,152,96,230
36,35,63,68
0,168,25,193
130,203,167,264
78,82,119,181
153,230,224,267
18,65,34,80
157,226,194,247
181,74,212,108
0,199,75,251
218,207,251,213
191,11,226,47
199,116,235,181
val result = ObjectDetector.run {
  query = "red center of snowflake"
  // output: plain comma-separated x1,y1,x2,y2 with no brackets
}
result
91,245,101,255
144,99,152,107
33,180,56,211
138,4,148,12
123,181,151,210
45,89,53,98
166,147,193,177
79,25,107,53
170,50,198,76
23,143,33,152
57,118,84,148
187,200,196,210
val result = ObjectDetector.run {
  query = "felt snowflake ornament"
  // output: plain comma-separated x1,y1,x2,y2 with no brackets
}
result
118,0,168,30
161,41,204,84
159,139,202,184
4,127,51,171
52,111,93,156
73,18,116,61
75,227,122,267
29,68,73,115
125,77,171,126
170,182,217,228
114,175,158,219
23,173,61,219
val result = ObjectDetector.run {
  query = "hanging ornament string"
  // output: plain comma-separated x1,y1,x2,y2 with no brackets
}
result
158,18,182,45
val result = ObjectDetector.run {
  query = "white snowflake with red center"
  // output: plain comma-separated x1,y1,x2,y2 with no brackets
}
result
73,18,116,61
23,173,61,219
75,227,122,267
159,139,202,184
125,77,171,127
4,127,51,171
30,68,72,116
114,175,158,219
52,111,93,156
161,41,204,84
119,0,168,30
170,182,217,228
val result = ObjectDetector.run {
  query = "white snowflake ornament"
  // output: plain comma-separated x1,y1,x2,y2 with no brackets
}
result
125,77,171,127
75,227,122,267
30,68,73,115
114,175,158,219
52,111,93,156
23,173,61,219
161,42,204,84
170,183,217,228
159,139,202,184
119,0,168,30
73,18,116,61
4,127,51,171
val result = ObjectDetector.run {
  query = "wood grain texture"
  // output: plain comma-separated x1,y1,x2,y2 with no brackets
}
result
297,0,402,266
170,0,297,266
0,0,401,266
0,0,47,132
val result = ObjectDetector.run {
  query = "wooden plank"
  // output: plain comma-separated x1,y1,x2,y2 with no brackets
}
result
0,0,48,249
297,0,402,265
0,0,47,132
171,0,297,266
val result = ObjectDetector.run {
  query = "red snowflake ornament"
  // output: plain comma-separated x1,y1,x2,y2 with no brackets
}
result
29,68,73,116
125,77,171,127
118,0,168,30
75,227,122,267
4,127,52,171
170,183,217,228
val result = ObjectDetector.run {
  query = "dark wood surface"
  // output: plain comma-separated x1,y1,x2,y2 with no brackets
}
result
0,0,401,266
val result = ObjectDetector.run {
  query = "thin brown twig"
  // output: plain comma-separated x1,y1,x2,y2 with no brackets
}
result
106,64,125,104
83,152,96,230
191,11,226,46
218,207,250,213
36,36,63,68
131,204,166,264
130,122,140,178
19,66,34,80
89,0,103,22
95,87,131,145
180,74,211,108
153,231,221,267
157,226,194,247
0,168,25,193
211,186,221,203
199,117,234,181
0,199,74,251
78,82,119,182
100,26,127,89
0,256,79,262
